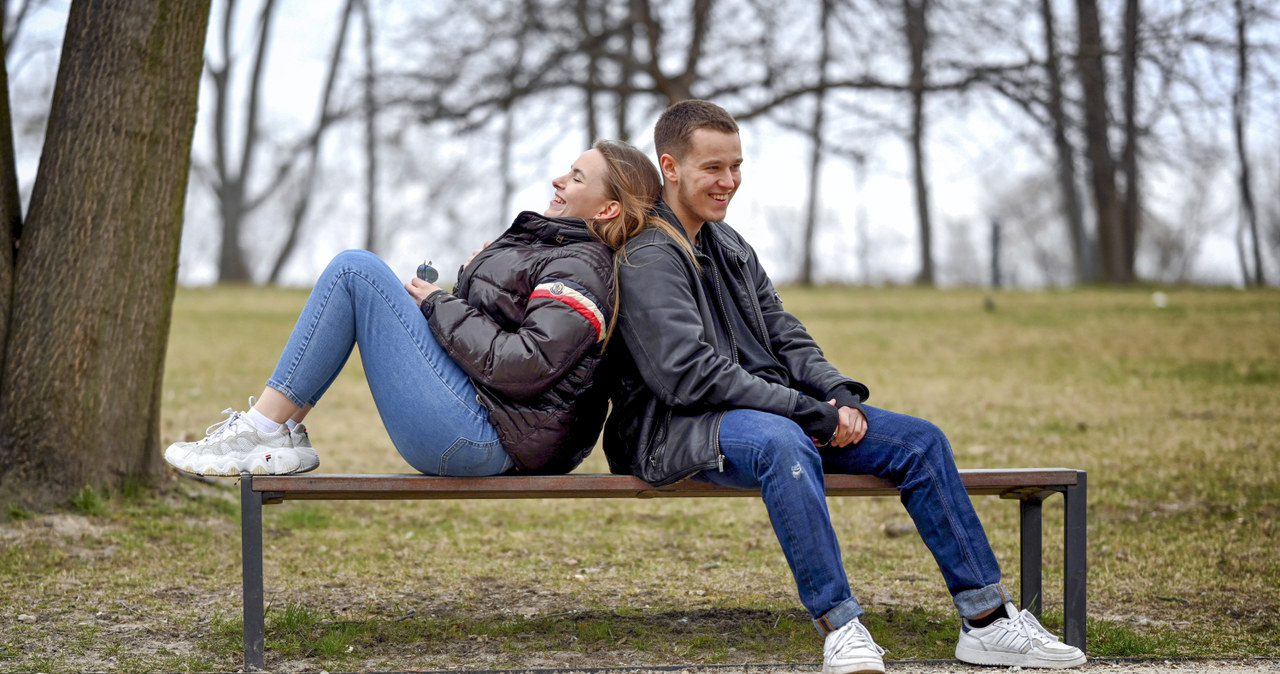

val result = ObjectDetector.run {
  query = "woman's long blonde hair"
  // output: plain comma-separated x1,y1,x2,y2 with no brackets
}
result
583,140,666,346
585,140,662,250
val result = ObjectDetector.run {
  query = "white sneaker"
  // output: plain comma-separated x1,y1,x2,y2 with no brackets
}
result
164,400,313,476
289,424,320,473
823,618,886,674
955,602,1086,668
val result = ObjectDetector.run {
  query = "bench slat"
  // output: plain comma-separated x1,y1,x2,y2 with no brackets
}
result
251,468,1078,503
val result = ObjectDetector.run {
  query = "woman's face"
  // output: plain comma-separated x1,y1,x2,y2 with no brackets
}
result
545,149,616,220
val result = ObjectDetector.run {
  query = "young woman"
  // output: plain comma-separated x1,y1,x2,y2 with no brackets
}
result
165,140,660,477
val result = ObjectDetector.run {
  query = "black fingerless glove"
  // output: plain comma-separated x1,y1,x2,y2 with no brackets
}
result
825,383,867,417
790,396,840,445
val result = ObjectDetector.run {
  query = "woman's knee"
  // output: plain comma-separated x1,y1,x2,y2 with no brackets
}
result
323,249,385,277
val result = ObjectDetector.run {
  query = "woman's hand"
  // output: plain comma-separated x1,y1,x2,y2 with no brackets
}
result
406,277,442,304
463,240,492,269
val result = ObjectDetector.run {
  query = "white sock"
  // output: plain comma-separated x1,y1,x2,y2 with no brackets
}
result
246,406,283,434
285,419,300,431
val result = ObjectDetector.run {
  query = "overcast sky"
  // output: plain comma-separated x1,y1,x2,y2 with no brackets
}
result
7,0,1274,287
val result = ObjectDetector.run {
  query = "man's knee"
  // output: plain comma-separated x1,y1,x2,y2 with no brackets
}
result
756,418,823,472
723,410,820,467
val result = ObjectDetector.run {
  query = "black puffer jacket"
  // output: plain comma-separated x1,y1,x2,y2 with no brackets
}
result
420,211,614,473
603,203,869,486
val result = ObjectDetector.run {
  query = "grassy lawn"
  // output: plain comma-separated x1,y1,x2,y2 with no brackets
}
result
1,285,1277,671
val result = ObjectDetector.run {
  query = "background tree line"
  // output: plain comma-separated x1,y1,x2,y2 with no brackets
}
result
1,0,1277,505
7,0,1279,291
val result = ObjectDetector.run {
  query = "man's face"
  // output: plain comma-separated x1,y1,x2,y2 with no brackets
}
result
661,128,742,231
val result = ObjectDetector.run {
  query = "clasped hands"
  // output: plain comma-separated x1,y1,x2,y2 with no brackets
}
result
823,399,867,448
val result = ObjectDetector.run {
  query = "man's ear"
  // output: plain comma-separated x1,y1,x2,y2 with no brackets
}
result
659,153,680,183
594,200,622,221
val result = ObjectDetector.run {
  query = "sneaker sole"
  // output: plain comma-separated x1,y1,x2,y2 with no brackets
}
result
955,643,1086,669
823,662,885,674
165,448,314,476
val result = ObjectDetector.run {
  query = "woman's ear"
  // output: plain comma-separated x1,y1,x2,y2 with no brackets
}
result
594,200,622,221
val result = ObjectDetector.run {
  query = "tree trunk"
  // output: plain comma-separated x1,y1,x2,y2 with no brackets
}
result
360,0,377,254
1039,0,1092,283
1074,0,1127,283
267,0,356,283
579,0,599,144
800,0,833,287
0,0,210,509
615,0,636,142
904,0,934,285
1,27,20,379
1233,0,1264,286
213,0,278,283
499,106,516,230
1119,0,1141,280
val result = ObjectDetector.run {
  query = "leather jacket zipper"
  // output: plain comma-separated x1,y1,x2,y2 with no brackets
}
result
706,261,731,471
707,260,740,365
713,412,725,472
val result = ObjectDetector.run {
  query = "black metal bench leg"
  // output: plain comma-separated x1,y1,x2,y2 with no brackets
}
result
1019,496,1044,617
241,476,265,671
1063,471,1088,652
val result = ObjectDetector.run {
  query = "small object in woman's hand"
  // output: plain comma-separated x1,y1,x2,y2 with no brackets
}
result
417,261,439,283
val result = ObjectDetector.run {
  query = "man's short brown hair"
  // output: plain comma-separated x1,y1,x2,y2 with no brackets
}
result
654,99,739,163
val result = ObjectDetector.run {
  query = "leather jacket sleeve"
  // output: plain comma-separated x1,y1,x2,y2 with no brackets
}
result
422,252,610,401
615,241,798,417
745,239,871,403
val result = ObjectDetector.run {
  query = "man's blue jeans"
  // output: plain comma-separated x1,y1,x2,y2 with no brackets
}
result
699,406,1007,634
265,249,512,476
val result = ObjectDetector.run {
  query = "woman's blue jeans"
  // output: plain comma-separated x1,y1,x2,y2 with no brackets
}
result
265,249,512,476
699,406,1007,634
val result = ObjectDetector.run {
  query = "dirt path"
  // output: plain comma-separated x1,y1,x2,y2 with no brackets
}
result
440,660,1280,674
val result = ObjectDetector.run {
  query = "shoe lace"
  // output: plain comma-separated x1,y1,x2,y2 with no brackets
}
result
1005,608,1060,646
204,408,243,439
203,396,257,440
827,620,887,658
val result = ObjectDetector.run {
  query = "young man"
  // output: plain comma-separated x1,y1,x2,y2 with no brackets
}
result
602,100,1085,673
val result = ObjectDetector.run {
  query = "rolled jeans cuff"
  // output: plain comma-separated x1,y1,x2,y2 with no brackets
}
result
814,596,864,635
953,582,1011,620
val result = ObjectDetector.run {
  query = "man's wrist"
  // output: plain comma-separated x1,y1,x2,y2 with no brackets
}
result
826,384,866,415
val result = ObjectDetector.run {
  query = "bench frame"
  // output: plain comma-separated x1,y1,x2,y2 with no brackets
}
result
239,468,1087,670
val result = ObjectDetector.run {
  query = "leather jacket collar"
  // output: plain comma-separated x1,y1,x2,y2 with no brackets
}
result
652,200,749,264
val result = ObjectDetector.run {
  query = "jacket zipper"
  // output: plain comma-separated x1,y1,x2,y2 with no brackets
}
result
713,411,725,471
707,259,739,365
706,259,732,471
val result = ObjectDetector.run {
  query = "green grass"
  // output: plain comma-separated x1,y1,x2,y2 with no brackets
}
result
0,285,1277,671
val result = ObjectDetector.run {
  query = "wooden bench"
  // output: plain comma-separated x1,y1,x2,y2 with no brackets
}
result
239,468,1087,670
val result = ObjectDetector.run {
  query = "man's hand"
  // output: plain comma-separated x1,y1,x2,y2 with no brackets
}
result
828,399,867,447
406,276,442,304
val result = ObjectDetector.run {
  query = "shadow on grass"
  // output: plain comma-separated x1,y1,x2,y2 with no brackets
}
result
205,605,1002,669
205,602,1237,670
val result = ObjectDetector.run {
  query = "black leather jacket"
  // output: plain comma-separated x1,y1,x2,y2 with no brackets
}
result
421,211,614,473
603,203,868,486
